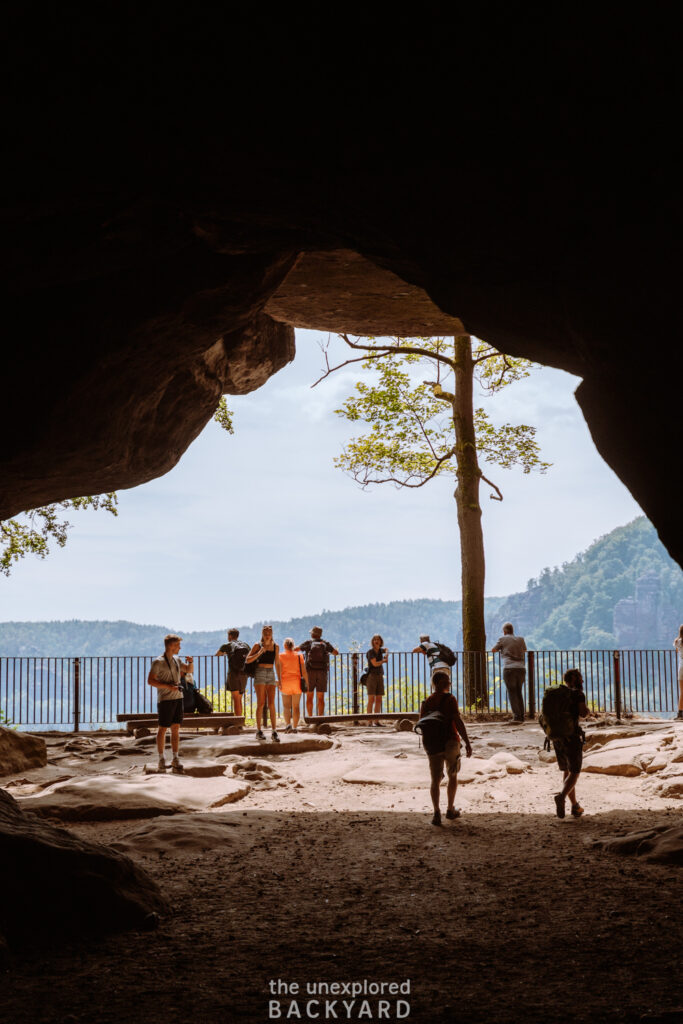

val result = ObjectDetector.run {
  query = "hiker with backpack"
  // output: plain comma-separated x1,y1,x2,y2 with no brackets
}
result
491,622,528,723
296,626,338,719
539,667,590,819
416,670,472,826
412,635,457,681
216,628,250,718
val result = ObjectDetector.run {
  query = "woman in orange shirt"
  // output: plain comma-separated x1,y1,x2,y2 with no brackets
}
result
279,637,308,733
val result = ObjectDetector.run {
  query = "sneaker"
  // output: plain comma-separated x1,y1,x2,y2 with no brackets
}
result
445,808,461,820
157,758,167,773
676,710,683,721
255,730,266,740
291,728,298,734
284,725,293,734
271,731,281,742
571,803,585,818
431,811,442,826
554,793,566,819
171,757,184,774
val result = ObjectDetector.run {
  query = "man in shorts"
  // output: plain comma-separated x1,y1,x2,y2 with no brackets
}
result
420,671,472,826
552,668,589,819
216,628,250,717
412,634,453,680
296,626,338,718
147,633,193,773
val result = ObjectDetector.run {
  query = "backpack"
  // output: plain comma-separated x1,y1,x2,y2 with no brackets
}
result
193,689,213,715
305,640,329,671
539,684,576,743
435,642,457,667
415,693,453,755
181,679,196,713
228,641,249,672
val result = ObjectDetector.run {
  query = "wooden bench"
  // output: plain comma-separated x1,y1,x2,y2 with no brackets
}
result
117,713,244,734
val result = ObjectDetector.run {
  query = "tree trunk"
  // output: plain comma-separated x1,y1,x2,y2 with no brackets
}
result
453,335,488,707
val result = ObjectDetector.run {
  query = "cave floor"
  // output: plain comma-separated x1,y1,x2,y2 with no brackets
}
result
3,723,682,1024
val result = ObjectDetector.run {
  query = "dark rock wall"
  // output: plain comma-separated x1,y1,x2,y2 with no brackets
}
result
3,11,679,566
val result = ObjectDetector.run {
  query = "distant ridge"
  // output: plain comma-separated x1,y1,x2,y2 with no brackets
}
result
0,598,506,657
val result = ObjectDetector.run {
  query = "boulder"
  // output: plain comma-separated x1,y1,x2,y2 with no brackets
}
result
0,788,168,954
583,728,651,752
394,720,415,732
0,727,47,777
582,749,645,777
593,824,683,865
17,772,251,820
109,813,248,857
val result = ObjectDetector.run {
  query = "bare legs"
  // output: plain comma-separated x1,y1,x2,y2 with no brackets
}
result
366,694,382,724
231,689,243,717
156,722,180,758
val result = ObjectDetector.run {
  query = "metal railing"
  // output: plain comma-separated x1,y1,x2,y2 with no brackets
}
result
0,650,678,730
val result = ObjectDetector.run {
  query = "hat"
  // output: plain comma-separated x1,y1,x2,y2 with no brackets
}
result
310,626,323,639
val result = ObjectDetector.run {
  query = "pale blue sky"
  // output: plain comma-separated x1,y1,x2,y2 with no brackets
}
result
0,330,642,630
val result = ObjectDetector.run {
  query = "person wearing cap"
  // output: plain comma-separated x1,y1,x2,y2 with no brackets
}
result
147,633,193,773
296,626,338,719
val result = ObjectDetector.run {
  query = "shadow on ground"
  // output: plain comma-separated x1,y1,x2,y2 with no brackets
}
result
3,807,681,1024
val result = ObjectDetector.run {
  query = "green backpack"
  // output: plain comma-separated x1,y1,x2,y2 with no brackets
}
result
539,684,576,744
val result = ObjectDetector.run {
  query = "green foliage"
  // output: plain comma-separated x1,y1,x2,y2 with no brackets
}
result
1,494,118,576
332,338,550,491
213,397,235,434
497,517,683,649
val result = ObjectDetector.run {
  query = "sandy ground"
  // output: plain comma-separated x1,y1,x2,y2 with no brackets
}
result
2,720,682,1024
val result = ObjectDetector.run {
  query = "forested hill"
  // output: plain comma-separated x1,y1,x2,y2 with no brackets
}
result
0,598,506,657
496,517,683,649
1,518,680,655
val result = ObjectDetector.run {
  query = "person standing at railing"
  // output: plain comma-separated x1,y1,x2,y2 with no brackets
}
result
366,634,389,726
295,626,338,720
674,625,683,721
215,628,250,719
280,638,308,732
412,635,455,681
492,622,528,723
246,625,281,742
147,633,193,773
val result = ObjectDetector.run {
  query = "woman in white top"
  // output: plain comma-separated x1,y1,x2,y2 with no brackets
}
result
674,625,683,720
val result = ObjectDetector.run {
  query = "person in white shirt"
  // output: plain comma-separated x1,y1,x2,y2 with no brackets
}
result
492,623,527,723
412,635,452,680
147,633,193,772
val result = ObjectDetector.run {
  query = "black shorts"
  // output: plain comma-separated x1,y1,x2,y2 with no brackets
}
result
227,670,247,694
157,698,184,727
553,734,583,774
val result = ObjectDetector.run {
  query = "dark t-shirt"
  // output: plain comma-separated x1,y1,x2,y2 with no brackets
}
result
420,691,460,740
367,648,386,675
299,639,335,670
568,688,586,724
219,641,249,672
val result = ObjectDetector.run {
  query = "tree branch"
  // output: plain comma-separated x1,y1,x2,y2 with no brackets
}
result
348,445,456,489
481,473,504,501
338,333,457,370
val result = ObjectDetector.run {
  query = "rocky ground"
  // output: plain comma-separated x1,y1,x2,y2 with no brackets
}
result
1,718,682,1024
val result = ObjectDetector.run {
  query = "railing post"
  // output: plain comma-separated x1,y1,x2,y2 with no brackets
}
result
352,653,359,715
613,651,622,723
527,651,535,720
73,657,80,733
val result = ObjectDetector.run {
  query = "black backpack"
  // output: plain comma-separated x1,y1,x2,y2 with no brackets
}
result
181,679,196,713
305,640,329,671
415,693,453,755
228,641,249,672
539,684,576,743
435,642,457,667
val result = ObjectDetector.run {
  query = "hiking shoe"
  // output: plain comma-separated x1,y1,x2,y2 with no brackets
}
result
554,793,566,819
291,728,298,734
431,811,442,826
676,710,683,720
571,803,585,818
157,758,167,773
171,757,184,774
255,729,266,740
445,808,461,820
284,725,293,734
271,731,281,742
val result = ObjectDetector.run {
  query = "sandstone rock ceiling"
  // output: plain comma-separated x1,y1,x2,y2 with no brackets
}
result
2,10,679,569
